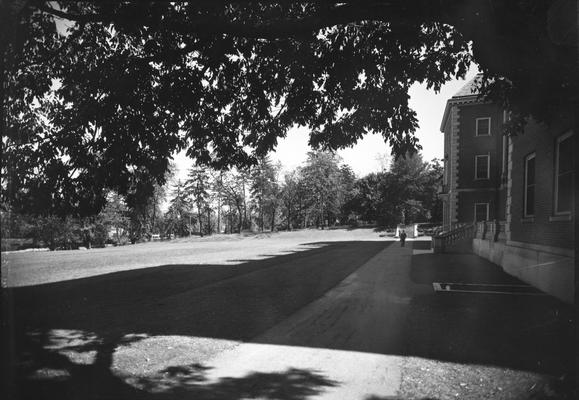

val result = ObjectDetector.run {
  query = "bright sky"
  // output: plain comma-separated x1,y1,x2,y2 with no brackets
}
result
173,66,478,180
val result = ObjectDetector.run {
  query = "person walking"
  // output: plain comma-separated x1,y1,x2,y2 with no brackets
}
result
399,230,407,247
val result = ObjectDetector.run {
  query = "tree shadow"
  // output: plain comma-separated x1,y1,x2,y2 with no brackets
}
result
12,336,338,400
2,239,574,399
133,364,338,400
3,241,385,399
365,397,438,400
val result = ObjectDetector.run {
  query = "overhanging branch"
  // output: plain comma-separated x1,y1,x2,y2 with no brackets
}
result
32,1,429,39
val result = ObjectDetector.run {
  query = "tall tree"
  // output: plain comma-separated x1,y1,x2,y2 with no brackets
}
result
125,171,169,242
214,169,247,233
210,170,225,234
164,179,192,237
346,153,443,227
336,164,357,224
98,191,129,244
280,170,300,231
250,156,279,231
301,151,342,228
185,166,211,236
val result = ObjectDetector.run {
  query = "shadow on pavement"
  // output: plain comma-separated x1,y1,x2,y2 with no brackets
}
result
406,242,574,390
2,239,574,399
11,335,338,400
365,397,438,400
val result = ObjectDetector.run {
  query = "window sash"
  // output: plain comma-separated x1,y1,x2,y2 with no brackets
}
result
475,203,489,221
476,117,491,136
475,155,490,179
555,132,574,214
524,154,535,217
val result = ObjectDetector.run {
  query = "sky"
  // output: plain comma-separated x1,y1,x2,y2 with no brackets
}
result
173,66,478,180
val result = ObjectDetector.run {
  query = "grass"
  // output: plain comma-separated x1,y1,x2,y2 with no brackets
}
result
1,228,386,287
2,228,390,400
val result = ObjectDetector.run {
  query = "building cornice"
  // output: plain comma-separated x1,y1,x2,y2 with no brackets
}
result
439,95,485,132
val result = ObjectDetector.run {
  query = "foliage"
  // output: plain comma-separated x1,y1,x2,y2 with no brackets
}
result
346,154,442,227
250,156,280,231
120,169,169,242
185,166,211,235
346,173,382,223
1,150,445,247
2,1,575,218
280,170,301,231
336,164,357,224
0,209,34,239
1,1,480,216
29,215,81,250
98,192,129,244
214,169,251,233
300,151,344,228
164,180,192,237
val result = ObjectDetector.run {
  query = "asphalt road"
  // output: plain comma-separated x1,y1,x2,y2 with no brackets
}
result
3,237,573,399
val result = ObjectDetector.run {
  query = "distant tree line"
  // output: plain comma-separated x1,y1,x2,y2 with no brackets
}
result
1,151,442,250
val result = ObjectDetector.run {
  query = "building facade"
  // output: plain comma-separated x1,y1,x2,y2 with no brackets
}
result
439,78,507,231
439,77,575,304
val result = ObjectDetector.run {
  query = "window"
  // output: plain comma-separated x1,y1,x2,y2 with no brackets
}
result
554,131,574,214
475,155,490,179
476,117,491,136
523,153,536,217
475,203,489,221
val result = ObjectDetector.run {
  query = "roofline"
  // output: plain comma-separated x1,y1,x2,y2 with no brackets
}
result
439,95,483,132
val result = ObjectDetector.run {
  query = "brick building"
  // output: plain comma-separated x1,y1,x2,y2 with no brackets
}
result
439,77,575,303
439,77,507,230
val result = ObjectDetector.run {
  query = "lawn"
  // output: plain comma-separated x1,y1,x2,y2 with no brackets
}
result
2,228,391,400
2,228,387,288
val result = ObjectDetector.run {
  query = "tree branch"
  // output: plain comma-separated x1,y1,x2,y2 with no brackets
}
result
32,1,429,39
35,2,107,22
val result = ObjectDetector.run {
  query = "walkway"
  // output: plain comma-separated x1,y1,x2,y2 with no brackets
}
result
202,243,419,399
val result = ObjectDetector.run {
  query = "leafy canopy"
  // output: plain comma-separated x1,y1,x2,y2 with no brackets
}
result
2,1,574,216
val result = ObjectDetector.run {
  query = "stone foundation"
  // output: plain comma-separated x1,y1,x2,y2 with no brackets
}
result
473,238,574,304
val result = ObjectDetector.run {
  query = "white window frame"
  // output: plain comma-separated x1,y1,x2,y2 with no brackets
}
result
474,203,489,221
476,117,491,136
475,154,490,180
523,153,536,217
554,130,574,215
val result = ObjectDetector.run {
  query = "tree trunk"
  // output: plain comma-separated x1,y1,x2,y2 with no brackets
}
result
236,201,243,233
198,206,203,237
259,202,263,231
217,198,221,234
270,204,276,232
242,179,248,230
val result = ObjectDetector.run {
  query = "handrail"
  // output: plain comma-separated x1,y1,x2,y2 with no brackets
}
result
432,223,476,253
436,223,475,240
475,220,506,242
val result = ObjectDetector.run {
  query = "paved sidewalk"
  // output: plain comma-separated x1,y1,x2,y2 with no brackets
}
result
202,240,575,399
201,243,419,399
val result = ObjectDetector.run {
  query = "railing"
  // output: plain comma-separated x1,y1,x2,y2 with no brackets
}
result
475,220,506,242
432,223,476,253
